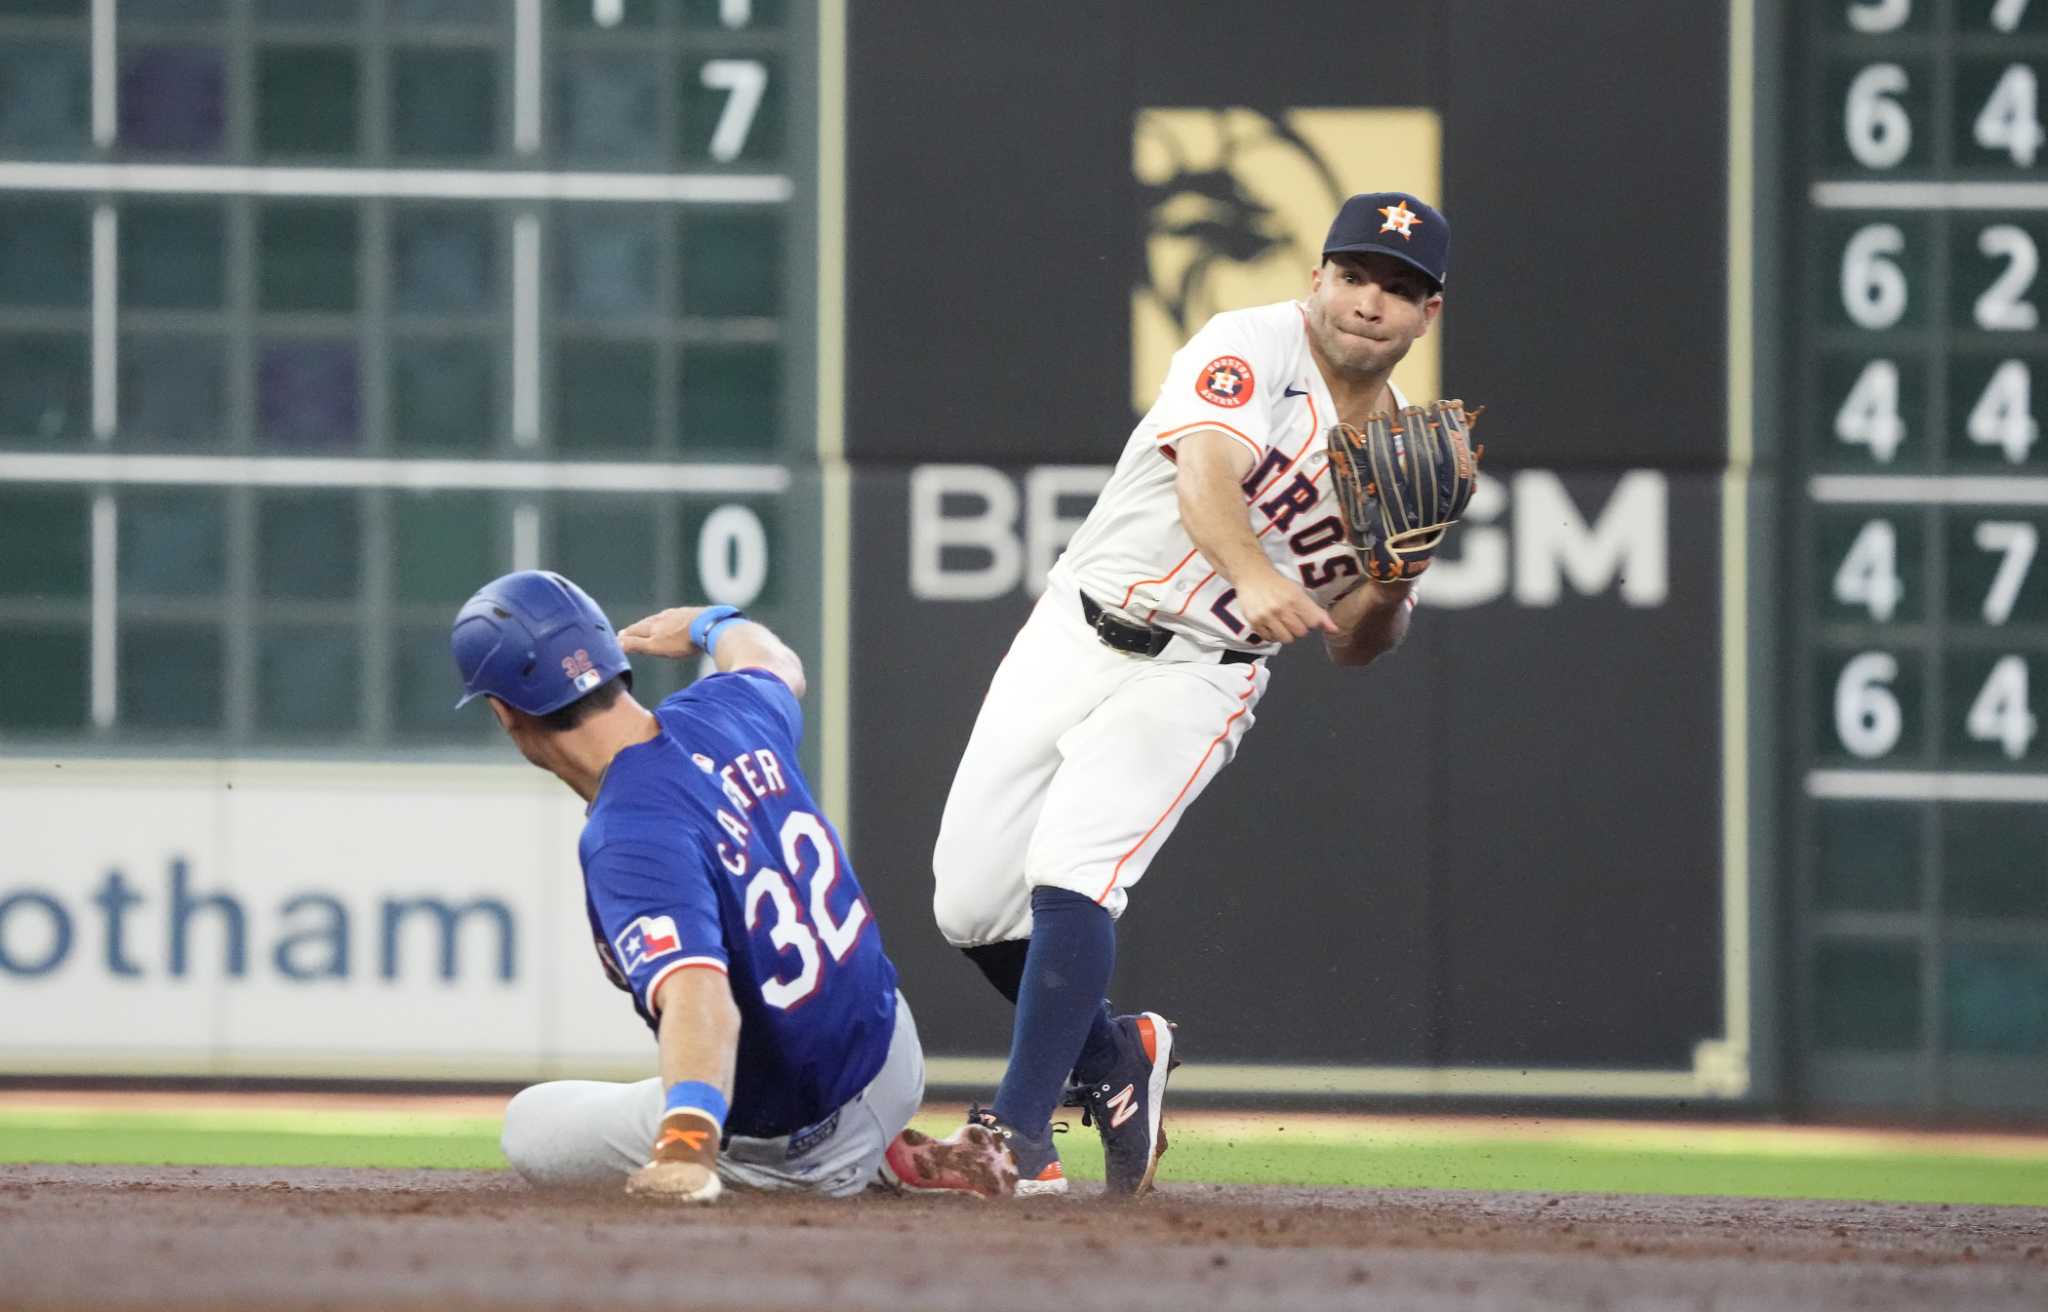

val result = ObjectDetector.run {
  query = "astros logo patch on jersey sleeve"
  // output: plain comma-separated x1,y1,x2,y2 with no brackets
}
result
1195,355,1254,407
615,915,683,973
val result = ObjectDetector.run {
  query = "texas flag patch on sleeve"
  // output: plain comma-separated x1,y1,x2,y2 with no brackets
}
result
615,915,683,973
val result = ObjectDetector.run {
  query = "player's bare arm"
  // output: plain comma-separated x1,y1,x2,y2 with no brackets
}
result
1175,429,1337,643
619,607,807,698
625,966,741,1203
1324,579,1414,667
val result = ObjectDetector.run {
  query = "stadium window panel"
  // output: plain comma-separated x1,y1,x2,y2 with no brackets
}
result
635,654,687,707
118,1,227,19
392,48,497,159
393,623,494,740
390,336,495,451
553,496,656,619
257,622,360,736
257,339,361,448
119,334,226,446
0,334,89,444
553,52,661,163
258,202,358,311
679,211,779,318
553,339,655,452
1941,805,2048,920
678,55,782,164
259,0,360,19
392,207,495,314
256,46,359,156
0,43,89,152
678,343,777,452
1814,801,1921,913
681,0,784,27
393,490,496,604
1812,940,1921,1052
117,488,225,597
1944,947,2048,1057
119,621,223,730
0,623,89,732
120,201,226,309
0,487,89,600
390,0,497,21
256,491,361,600
0,199,87,308
117,46,226,154
557,207,661,317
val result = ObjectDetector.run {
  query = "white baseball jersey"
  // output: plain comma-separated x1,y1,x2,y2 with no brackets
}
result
1050,299,1407,651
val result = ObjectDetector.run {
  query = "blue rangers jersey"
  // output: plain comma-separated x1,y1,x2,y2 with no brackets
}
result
579,669,897,1141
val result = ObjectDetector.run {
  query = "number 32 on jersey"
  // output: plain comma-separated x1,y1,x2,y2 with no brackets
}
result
741,811,870,1010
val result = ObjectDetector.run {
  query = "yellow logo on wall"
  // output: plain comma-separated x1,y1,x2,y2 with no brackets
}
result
1132,108,1443,416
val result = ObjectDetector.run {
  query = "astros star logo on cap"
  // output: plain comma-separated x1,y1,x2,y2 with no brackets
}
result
1378,200,1421,238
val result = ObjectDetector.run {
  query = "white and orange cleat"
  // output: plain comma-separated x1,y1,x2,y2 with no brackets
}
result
883,1118,1021,1200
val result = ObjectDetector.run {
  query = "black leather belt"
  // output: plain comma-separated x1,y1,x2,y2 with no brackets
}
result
1079,591,1262,664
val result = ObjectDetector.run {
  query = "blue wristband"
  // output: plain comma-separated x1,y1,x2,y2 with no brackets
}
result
663,1080,729,1130
687,605,745,655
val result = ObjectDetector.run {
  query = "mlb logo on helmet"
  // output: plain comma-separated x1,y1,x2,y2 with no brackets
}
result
561,648,603,694
615,914,683,973
1322,190,1449,291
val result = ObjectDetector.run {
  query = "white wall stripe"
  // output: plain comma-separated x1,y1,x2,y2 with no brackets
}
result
512,214,540,447
918,1057,1708,1099
91,205,117,441
1807,769,2048,803
90,494,117,729
0,162,792,205
1717,0,1755,1098
90,0,115,147
1810,475,2048,506
511,502,541,572
1812,181,2048,210
514,0,542,154
0,453,789,495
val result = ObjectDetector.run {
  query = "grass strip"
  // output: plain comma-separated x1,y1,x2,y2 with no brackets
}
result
2,1107,2043,1205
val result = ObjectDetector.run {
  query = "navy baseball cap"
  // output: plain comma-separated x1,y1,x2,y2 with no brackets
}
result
1321,191,1448,291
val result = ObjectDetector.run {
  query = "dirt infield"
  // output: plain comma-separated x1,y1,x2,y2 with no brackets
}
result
4,1164,2045,1311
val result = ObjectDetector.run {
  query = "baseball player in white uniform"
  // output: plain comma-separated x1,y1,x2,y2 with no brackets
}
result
910,192,1452,1198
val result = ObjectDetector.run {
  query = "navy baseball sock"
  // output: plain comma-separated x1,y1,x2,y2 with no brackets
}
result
1071,1000,1121,1086
991,887,1116,1139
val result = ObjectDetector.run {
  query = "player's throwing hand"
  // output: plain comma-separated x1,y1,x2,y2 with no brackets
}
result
1232,568,1339,643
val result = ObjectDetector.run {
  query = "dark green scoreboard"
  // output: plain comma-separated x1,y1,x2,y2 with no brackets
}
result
0,0,819,750
1794,0,2048,1110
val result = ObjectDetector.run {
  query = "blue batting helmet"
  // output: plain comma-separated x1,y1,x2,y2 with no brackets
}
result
450,570,630,716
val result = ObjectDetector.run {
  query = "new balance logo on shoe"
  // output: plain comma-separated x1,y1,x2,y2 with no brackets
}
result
1105,1083,1138,1129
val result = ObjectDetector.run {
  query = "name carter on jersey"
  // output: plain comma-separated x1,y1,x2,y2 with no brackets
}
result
689,747,794,876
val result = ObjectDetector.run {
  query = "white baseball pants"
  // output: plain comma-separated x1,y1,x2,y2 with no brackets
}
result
499,992,925,1198
933,572,1270,945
